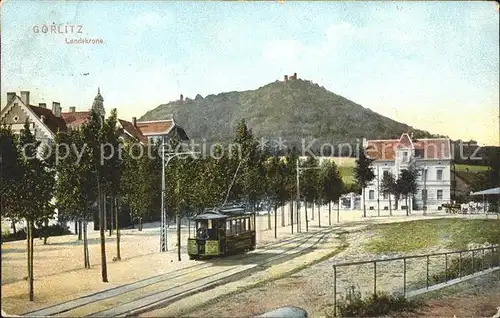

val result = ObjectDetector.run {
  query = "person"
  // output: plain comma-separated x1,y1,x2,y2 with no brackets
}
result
196,222,209,239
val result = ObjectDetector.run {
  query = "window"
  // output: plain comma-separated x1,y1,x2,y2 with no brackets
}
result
422,189,427,201
383,170,389,178
437,190,443,200
437,169,443,181
402,151,408,162
369,190,375,200
383,192,388,199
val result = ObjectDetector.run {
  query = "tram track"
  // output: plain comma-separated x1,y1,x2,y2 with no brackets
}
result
89,228,336,317
23,226,337,317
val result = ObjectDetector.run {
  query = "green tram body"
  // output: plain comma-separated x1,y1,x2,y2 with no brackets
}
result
187,206,256,259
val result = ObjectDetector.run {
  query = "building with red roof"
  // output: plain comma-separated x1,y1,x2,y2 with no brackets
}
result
364,133,452,212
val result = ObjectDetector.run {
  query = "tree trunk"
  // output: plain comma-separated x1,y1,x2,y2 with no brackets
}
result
290,201,294,234
312,201,315,220
115,197,121,261
83,219,90,268
74,221,77,236
28,220,34,301
281,205,285,227
103,194,107,233
78,220,82,241
297,200,300,233
318,202,321,228
406,196,409,216
43,219,49,245
337,198,340,223
389,195,392,217
109,197,113,236
329,201,332,226
177,213,181,261
139,217,143,231
98,184,108,282
305,202,309,232
267,208,271,230
274,206,277,238
362,188,366,217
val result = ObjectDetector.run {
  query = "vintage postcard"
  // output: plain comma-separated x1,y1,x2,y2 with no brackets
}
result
1,1,499,317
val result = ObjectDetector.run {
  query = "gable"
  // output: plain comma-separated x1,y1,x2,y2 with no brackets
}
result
1,101,30,126
0,96,54,140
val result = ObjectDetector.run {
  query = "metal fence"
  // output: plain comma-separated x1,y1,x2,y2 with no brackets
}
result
332,245,500,317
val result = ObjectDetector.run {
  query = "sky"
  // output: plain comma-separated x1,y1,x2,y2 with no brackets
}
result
1,1,499,145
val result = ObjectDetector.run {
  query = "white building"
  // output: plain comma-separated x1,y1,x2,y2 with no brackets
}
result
362,133,452,212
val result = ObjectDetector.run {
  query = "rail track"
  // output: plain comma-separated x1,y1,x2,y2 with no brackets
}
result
24,226,339,317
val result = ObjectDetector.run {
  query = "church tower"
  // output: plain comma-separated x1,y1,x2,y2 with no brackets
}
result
91,87,105,122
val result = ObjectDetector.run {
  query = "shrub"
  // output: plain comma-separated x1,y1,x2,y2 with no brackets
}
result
431,249,500,284
335,285,419,317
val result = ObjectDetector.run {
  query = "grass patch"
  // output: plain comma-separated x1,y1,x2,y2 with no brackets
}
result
338,166,354,184
365,219,500,254
455,164,489,172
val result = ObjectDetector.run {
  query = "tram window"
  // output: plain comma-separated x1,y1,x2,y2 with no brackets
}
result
208,220,212,229
232,220,236,235
245,218,249,231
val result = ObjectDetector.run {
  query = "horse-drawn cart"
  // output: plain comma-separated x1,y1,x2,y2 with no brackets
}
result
442,203,461,214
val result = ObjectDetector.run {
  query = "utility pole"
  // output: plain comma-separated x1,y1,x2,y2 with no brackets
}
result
159,137,199,253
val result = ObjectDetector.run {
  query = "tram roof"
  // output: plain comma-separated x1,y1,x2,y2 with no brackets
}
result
193,206,252,220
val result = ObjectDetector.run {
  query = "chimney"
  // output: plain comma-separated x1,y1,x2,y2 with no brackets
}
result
20,91,30,106
7,92,16,103
294,72,297,78
132,117,137,126
180,94,184,101
69,106,76,113
284,75,288,81
40,115,45,124
38,103,46,108
52,102,61,117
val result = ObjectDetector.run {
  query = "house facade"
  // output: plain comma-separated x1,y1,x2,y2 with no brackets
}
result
363,133,452,212
1,89,189,233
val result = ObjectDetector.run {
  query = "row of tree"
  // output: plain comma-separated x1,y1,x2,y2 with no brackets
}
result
354,148,420,217
0,113,352,300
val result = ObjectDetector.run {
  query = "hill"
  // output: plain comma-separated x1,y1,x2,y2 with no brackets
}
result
139,78,440,147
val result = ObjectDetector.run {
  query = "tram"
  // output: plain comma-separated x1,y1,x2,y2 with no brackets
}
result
187,205,256,259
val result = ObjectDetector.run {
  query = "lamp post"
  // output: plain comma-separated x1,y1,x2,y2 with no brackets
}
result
296,159,322,232
159,138,199,253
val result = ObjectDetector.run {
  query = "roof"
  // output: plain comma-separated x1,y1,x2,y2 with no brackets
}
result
118,119,148,143
28,105,67,134
470,187,500,196
61,111,91,129
366,134,451,161
135,120,174,136
193,211,228,220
